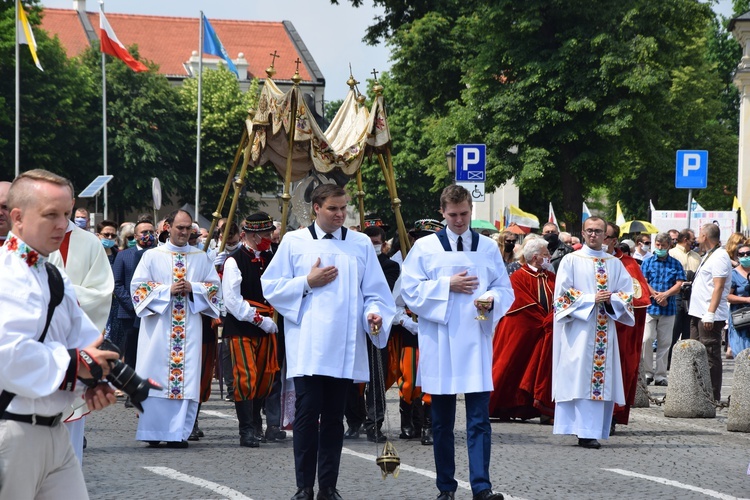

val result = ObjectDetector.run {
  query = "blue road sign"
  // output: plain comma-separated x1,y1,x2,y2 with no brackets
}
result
675,150,708,189
455,144,486,182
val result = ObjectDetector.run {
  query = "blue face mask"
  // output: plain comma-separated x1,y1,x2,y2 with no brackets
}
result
127,239,137,248
653,248,668,258
74,217,87,229
740,257,750,268
101,238,116,249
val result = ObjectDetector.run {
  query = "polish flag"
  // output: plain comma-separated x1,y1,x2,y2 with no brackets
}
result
99,11,148,72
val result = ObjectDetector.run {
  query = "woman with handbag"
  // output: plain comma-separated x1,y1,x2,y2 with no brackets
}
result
727,243,750,358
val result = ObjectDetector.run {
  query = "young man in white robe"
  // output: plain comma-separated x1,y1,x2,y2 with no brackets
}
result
401,185,514,500
49,189,114,464
261,184,396,500
0,169,118,499
552,216,634,449
130,209,221,448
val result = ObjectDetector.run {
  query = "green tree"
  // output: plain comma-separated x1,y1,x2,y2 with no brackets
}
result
324,98,343,123
180,69,277,220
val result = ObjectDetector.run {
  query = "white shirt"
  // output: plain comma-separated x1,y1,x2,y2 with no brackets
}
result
445,227,470,252
688,247,732,320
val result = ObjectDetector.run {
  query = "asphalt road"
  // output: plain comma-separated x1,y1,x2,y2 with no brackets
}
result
82,357,750,500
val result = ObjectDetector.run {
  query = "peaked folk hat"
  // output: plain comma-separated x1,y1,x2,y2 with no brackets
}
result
410,219,444,239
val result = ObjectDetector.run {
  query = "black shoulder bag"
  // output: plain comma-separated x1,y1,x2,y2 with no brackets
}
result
0,263,65,414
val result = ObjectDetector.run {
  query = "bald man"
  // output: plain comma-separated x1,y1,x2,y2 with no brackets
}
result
0,181,11,244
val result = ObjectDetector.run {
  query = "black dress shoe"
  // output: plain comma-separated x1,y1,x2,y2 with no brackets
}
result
645,376,654,385
399,426,418,439
366,428,387,443
577,438,602,449
240,432,260,448
188,425,201,441
436,492,455,500
343,425,361,439
165,440,189,449
421,427,433,446
473,489,504,500
655,379,668,387
316,487,343,500
291,487,314,500
146,441,161,447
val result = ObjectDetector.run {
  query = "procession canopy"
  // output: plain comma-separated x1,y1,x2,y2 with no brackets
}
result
246,79,392,180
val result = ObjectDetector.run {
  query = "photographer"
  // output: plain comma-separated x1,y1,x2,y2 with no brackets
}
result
0,169,118,500
668,229,701,367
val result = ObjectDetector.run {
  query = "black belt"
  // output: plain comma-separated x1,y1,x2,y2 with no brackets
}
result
1,411,63,427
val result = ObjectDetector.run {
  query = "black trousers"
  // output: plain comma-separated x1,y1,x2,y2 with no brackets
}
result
344,339,387,430
293,375,351,489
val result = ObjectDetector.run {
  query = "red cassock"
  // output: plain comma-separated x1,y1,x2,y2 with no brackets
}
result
490,265,555,420
613,249,650,425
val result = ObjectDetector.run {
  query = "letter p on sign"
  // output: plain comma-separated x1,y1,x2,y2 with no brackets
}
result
675,150,708,189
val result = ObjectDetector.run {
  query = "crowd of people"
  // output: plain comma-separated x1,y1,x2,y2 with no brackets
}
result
0,169,747,500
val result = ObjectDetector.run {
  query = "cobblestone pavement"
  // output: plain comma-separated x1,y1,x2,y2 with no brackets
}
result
83,357,750,500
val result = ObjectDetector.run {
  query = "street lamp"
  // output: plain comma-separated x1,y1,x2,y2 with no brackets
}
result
445,147,456,175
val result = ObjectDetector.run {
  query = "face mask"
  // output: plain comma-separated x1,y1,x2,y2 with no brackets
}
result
127,239,137,248
101,238,116,249
601,244,609,253
138,233,156,249
74,217,87,229
543,233,559,249
740,257,750,268
256,236,272,252
654,248,668,258
504,241,516,251
373,244,382,256
641,244,650,253
225,243,240,253
691,241,699,251
542,257,551,266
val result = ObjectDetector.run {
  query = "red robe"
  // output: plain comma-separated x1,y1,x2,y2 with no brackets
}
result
490,265,555,419
613,249,650,425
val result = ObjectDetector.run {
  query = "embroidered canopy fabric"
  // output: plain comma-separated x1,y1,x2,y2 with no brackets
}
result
247,79,392,181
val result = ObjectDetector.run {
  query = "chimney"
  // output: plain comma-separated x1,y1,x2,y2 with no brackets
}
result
73,0,86,13
73,0,98,44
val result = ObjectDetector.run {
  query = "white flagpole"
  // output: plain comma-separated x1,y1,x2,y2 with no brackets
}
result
195,12,203,222
100,1,108,220
15,0,20,178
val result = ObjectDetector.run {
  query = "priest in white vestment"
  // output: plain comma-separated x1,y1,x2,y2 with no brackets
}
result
552,216,634,449
49,215,114,464
261,184,396,500
130,210,221,447
400,185,513,500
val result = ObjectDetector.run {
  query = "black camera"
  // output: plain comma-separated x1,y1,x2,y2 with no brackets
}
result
99,339,162,412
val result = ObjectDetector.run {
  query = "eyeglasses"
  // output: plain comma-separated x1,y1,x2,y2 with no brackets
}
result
604,234,616,240
738,251,750,257
583,229,604,235
137,230,155,236
99,233,117,239
642,241,651,245
505,239,517,244
126,235,135,241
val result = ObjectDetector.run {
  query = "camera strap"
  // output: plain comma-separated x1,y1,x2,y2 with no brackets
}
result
0,263,65,415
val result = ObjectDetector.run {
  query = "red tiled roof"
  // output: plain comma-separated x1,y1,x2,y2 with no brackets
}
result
40,8,314,81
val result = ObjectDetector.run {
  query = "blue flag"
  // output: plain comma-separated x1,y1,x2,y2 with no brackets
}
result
202,14,238,77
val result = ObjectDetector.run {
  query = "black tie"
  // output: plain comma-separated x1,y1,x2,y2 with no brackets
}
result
538,275,548,312
457,235,463,251
323,233,334,240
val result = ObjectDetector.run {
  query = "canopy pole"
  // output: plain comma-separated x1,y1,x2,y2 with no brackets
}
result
280,68,302,240
356,169,366,230
219,124,257,253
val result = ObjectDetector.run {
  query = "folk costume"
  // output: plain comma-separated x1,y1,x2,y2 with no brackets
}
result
552,246,634,441
400,227,514,496
612,248,650,426
261,222,396,493
131,240,221,444
49,221,114,463
222,214,280,447
0,234,101,499
489,263,555,420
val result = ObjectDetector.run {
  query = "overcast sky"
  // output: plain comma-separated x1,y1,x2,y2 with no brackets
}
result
39,0,391,102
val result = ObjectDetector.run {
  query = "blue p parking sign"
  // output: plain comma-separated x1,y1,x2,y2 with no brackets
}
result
455,144,486,183
675,150,708,189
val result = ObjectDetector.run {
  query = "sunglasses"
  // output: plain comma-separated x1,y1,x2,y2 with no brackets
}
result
738,251,750,258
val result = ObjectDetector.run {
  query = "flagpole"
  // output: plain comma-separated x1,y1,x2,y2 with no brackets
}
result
195,12,204,222
100,0,109,220
15,0,20,178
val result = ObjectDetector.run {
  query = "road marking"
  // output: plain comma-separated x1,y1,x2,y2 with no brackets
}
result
604,468,750,500
201,409,237,421
341,447,529,500
144,466,252,500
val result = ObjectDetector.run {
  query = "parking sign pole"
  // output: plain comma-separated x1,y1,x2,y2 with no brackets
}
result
687,188,693,231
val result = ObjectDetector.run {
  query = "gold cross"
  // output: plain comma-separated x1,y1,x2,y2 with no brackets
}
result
269,50,280,68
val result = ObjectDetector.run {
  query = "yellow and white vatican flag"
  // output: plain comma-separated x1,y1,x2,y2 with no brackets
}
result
615,201,626,226
507,205,540,229
17,0,43,71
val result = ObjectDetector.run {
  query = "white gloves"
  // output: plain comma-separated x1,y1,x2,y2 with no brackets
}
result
259,316,278,334
213,251,228,268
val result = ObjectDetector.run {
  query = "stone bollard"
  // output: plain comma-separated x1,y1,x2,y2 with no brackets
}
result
728,348,750,432
633,361,650,408
664,340,716,418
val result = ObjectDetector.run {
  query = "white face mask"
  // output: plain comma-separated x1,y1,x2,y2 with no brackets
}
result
601,244,609,253
225,243,240,252
641,244,650,252
542,257,551,266
373,244,382,256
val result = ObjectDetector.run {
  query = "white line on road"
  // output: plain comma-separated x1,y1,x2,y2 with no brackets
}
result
201,409,237,421
604,468,750,500
144,466,252,500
